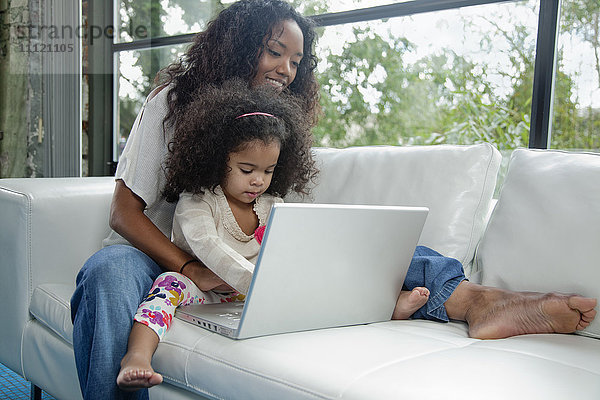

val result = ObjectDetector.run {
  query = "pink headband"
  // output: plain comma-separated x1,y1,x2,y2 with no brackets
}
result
235,112,276,119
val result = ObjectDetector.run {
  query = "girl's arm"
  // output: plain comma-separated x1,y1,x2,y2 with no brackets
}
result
174,193,256,295
109,179,228,291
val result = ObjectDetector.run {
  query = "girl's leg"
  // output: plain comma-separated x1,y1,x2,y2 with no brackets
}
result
392,287,430,320
71,245,163,400
117,271,221,391
401,246,466,322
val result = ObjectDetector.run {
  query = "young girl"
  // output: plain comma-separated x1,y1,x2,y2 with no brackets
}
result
116,80,433,391
116,80,316,390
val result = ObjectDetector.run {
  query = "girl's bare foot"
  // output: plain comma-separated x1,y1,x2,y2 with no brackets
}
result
451,282,598,339
392,287,430,320
117,351,163,391
117,322,163,391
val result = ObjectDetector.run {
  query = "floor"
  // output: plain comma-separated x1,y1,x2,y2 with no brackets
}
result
0,363,55,400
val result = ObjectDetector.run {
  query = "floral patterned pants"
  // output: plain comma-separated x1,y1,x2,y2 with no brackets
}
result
133,272,245,340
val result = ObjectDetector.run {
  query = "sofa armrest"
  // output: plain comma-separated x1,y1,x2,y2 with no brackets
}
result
0,177,115,375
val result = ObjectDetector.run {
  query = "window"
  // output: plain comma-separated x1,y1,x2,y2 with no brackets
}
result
116,0,217,42
313,1,538,150
116,45,187,158
551,0,600,151
88,0,579,176
113,0,222,161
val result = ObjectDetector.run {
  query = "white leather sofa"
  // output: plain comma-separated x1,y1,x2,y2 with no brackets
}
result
1,144,599,400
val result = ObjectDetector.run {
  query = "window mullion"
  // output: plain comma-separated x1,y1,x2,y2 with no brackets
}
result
529,0,561,149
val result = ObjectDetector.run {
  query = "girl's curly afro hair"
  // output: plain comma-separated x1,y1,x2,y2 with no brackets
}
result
162,78,317,203
158,0,320,129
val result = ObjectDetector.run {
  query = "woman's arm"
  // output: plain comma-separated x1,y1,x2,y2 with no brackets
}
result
109,179,229,291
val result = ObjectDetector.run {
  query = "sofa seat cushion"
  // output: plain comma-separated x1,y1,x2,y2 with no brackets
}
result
288,144,501,275
29,283,75,345
154,318,600,400
477,149,600,338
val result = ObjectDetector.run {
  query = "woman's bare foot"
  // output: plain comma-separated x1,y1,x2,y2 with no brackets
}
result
449,282,597,339
392,287,430,320
117,351,163,391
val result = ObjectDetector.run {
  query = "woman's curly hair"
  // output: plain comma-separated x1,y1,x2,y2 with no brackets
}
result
162,79,317,203
157,0,320,129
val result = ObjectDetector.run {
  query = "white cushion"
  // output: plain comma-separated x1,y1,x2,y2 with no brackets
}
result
287,144,501,274
29,283,75,345
477,148,600,338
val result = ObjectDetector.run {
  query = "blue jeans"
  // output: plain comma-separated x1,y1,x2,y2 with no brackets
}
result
403,246,467,322
71,245,163,400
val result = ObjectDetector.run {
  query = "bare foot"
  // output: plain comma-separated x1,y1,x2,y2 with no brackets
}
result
392,287,430,320
117,351,163,391
464,286,597,339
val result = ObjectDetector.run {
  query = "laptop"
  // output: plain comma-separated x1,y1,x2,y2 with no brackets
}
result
175,202,428,339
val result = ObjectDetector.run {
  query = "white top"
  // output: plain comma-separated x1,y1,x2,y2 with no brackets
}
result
103,86,176,247
172,186,282,295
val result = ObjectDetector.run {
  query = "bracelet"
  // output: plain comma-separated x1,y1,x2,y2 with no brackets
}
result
179,259,198,274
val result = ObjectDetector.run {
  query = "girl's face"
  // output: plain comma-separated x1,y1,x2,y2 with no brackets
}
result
252,19,304,92
222,139,281,206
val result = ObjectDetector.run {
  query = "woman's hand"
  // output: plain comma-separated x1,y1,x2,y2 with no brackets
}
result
184,262,234,292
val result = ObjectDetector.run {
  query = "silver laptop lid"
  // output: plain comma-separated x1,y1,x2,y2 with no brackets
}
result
236,203,428,339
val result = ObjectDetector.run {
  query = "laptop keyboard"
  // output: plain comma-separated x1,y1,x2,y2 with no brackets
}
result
218,312,241,321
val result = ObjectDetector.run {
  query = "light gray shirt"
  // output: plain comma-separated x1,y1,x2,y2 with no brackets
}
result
103,86,176,247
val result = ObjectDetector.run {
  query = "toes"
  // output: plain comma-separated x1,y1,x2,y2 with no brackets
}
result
409,288,429,306
568,296,597,313
576,321,590,330
119,368,155,387
149,373,163,386
413,287,430,297
123,369,134,382
126,369,136,381
130,369,144,380
569,297,597,330
582,310,596,323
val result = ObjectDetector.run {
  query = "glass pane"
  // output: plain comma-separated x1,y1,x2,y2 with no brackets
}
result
551,0,600,152
313,0,538,150
115,44,188,159
116,0,222,43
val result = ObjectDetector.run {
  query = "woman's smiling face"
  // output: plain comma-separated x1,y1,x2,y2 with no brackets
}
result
252,19,304,92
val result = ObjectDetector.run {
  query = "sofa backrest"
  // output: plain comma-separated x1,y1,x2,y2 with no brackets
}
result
286,143,501,273
477,148,600,338
0,177,115,375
